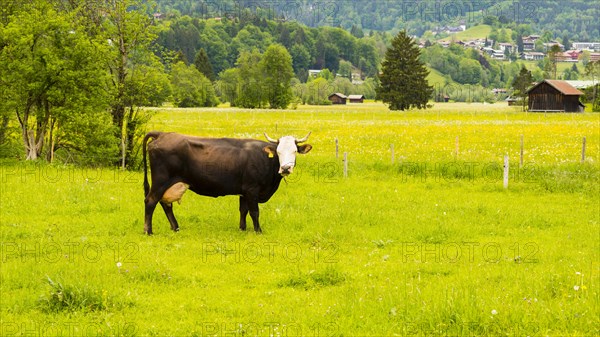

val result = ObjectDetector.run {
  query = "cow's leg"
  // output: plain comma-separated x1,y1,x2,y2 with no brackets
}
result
160,202,180,232
144,185,169,235
239,196,249,231
144,198,158,235
246,197,262,233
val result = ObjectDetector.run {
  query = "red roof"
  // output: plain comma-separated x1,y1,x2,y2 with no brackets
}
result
527,80,583,95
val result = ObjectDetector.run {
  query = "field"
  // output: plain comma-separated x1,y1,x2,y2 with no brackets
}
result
438,25,494,42
1,102,599,336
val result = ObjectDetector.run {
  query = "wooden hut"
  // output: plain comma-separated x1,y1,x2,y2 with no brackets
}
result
348,94,365,103
328,93,347,104
527,80,585,112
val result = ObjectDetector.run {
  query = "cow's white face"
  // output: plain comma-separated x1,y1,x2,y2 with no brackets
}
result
276,136,299,176
265,133,312,176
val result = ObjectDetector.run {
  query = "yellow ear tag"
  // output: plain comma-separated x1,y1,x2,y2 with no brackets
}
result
268,152,274,158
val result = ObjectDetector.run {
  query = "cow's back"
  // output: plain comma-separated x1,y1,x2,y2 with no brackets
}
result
148,134,281,200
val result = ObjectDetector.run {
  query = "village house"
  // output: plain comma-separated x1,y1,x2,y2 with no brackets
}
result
521,52,545,61
543,41,564,51
522,35,540,50
498,43,514,54
522,39,536,51
572,42,600,52
560,50,581,62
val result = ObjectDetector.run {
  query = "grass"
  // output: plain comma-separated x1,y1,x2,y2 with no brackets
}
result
1,102,599,336
426,67,452,87
438,25,493,42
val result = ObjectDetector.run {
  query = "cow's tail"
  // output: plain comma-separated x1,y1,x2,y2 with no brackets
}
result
143,131,161,197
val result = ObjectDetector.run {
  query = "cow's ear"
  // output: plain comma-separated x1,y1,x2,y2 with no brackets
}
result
263,146,276,158
297,144,312,154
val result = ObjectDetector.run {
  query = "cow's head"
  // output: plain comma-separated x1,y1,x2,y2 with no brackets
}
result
264,132,312,176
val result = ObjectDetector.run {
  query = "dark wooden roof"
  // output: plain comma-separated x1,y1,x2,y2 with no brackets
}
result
526,80,583,95
329,93,347,99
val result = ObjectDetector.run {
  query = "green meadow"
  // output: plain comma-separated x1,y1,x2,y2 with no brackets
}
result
1,102,599,336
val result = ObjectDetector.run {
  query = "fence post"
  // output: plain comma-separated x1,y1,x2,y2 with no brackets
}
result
343,152,348,178
581,136,586,163
503,155,509,189
335,138,339,159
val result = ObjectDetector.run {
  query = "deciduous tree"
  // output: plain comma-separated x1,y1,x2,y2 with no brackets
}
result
0,0,116,162
512,66,533,111
260,44,294,109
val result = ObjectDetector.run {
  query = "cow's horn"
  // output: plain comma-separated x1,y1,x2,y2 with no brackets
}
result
296,132,311,143
264,133,278,143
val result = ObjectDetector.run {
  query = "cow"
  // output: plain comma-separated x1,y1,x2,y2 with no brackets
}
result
142,131,312,235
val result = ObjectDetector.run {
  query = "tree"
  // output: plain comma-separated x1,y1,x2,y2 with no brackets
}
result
194,48,215,81
338,60,353,79
585,61,600,111
100,0,167,168
512,66,533,111
170,62,218,107
260,44,294,109
306,77,331,105
236,49,265,108
0,0,116,162
562,34,571,50
216,68,240,106
580,50,591,67
376,30,433,110
546,44,562,79
290,44,311,81
350,25,364,38
516,35,524,53
456,59,482,85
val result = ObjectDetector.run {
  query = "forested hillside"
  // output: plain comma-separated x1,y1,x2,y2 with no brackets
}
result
153,0,599,40
155,15,385,81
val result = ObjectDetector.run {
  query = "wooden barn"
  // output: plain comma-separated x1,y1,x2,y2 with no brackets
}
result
527,80,585,112
328,93,347,104
348,94,365,103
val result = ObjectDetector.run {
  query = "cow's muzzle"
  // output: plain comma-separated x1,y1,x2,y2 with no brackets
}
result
279,164,294,176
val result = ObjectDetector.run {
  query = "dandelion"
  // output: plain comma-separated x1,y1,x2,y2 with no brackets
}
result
491,309,498,315
116,262,122,268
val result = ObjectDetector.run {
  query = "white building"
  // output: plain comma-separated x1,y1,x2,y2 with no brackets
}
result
572,42,600,52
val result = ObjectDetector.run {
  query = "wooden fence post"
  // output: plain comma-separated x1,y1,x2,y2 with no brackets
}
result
335,138,339,159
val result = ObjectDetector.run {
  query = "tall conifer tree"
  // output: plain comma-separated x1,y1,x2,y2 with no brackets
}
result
194,48,215,81
376,30,433,110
